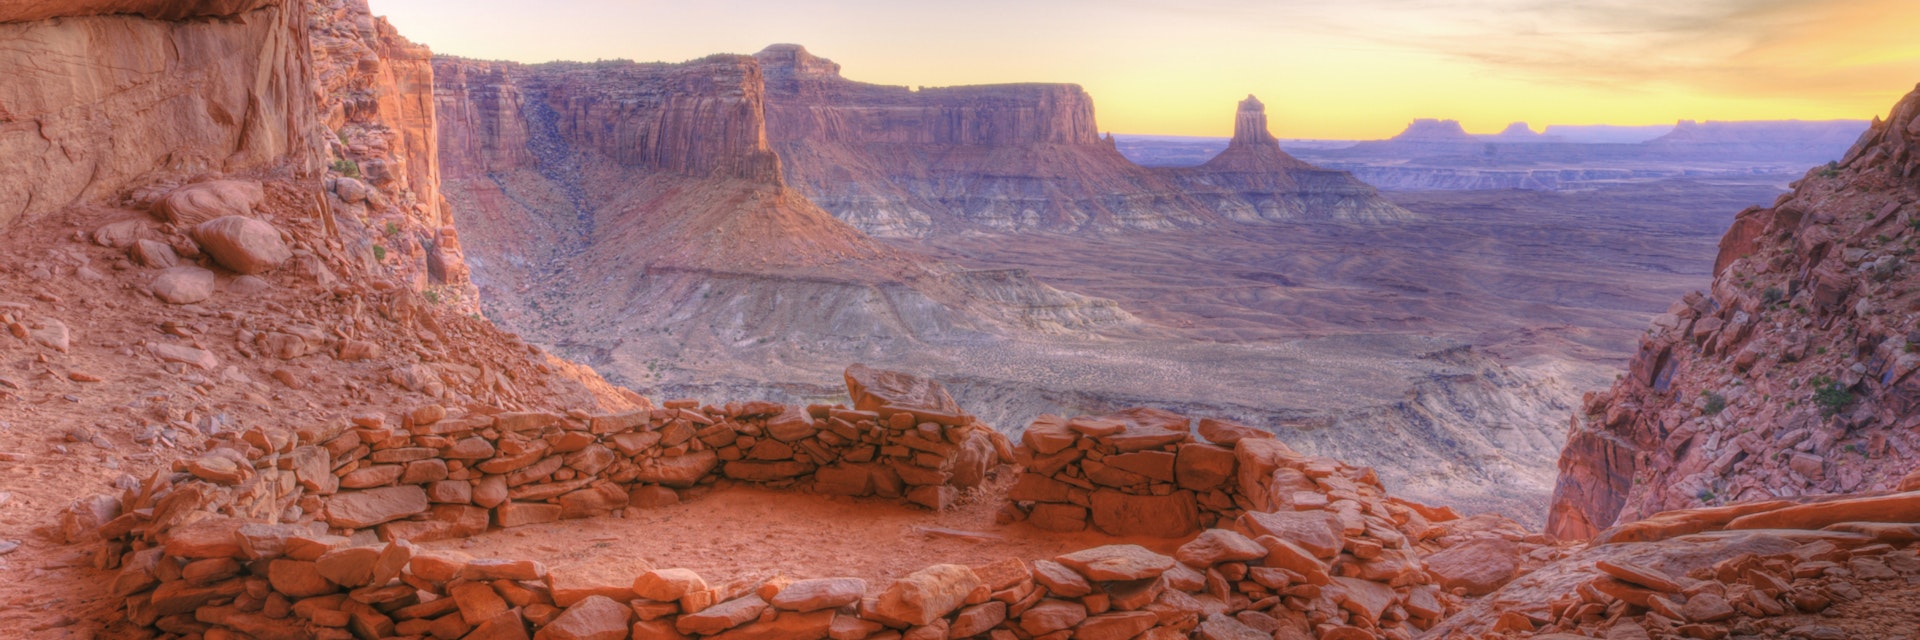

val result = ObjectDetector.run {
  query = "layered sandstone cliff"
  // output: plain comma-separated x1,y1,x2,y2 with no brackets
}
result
1547,85,1920,540
756,45,1409,236
431,52,1140,390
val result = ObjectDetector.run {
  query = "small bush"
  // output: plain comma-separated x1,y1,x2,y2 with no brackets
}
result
384,221,400,236
1810,375,1854,416
372,245,386,262
424,289,441,304
1818,162,1840,178
1702,391,1727,415
1761,287,1785,305
331,158,361,178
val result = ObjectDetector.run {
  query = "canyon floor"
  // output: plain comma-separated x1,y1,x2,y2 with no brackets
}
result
533,176,1788,525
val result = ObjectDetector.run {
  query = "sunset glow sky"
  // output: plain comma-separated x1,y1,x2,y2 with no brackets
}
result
370,0,1920,139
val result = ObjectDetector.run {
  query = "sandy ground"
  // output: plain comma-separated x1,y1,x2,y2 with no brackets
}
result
424,471,1180,591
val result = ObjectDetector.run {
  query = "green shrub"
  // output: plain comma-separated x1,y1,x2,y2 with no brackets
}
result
1702,391,1727,415
1810,375,1854,416
372,245,386,262
331,158,361,178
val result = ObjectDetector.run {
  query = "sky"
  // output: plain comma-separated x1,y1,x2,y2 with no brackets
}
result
370,0,1920,140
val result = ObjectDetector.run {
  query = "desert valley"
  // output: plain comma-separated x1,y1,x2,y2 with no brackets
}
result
2,1,1919,640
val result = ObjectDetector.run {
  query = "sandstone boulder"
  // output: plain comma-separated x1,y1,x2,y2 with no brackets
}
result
1018,599,1088,636
149,342,218,370
535,595,631,640
769,577,865,612
845,363,964,418
1240,510,1343,558
675,594,766,635
633,568,707,601
1089,489,1200,538
1055,545,1176,581
1176,529,1267,567
1197,417,1271,445
192,216,290,274
155,180,264,225
325,486,429,529
873,564,981,626
1423,538,1520,596
636,451,718,488
151,266,216,304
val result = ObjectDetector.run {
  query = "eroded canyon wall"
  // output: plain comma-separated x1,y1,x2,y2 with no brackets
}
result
1548,86,1920,540
431,52,1139,387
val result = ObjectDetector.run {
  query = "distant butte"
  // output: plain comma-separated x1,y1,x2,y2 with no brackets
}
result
756,44,1411,235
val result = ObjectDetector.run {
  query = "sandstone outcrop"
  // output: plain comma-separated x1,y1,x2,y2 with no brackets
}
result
1549,84,1920,540
1432,498,1920,639
0,0,323,229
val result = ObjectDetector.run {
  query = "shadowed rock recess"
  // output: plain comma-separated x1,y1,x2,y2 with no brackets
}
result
6,0,1920,639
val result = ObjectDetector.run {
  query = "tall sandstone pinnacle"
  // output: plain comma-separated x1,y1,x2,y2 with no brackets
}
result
1198,94,1315,173
1232,95,1277,146
1547,83,1920,540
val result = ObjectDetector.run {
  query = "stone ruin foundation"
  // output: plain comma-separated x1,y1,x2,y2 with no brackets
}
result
71,364,1524,640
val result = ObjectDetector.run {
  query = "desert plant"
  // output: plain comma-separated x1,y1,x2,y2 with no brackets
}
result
1818,162,1840,178
331,158,361,178
1810,375,1854,416
1702,391,1727,415
372,245,386,262
1761,287,1785,305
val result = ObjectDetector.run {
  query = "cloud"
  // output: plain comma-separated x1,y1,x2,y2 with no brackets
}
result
1109,0,1920,105
1339,0,1920,102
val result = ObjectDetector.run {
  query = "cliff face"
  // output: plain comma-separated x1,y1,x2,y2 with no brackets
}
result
1547,85,1920,540
0,0,323,227
431,52,1139,384
757,45,1408,236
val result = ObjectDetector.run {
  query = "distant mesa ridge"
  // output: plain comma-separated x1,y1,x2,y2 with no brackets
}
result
754,45,1411,234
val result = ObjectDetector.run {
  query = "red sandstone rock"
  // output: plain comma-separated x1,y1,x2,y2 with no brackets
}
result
1724,492,1920,531
1055,545,1176,582
150,266,216,304
769,577,865,612
155,180,266,225
1423,538,1521,596
874,564,982,626
192,216,291,274
325,486,429,529
535,595,632,640
634,568,708,602
1175,529,1267,567
551,562,646,607
1196,418,1270,446
676,594,767,635
1018,599,1088,636
1089,490,1200,538
1240,510,1343,559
